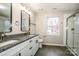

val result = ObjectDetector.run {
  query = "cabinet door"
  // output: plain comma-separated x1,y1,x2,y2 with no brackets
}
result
19,48,29,56
13,44,31,56
28,37,39,56
32,43,39,55
19,44,31,56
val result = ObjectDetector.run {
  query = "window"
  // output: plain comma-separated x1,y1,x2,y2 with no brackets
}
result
47,17,60,35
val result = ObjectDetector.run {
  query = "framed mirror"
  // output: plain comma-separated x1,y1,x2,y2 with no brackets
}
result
0,3,12,33
21,10,30,32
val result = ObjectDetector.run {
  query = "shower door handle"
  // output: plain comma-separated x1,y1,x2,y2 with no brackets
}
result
71,28,74,31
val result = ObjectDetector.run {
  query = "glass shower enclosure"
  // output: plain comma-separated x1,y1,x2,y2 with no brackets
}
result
66,12,79,56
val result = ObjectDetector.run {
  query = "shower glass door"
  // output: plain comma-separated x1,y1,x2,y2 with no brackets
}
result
67,13,79,55
67,16,74,49
73,13,79,55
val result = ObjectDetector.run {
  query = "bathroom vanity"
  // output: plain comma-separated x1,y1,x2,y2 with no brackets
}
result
0,35,39,56
0,3,39,56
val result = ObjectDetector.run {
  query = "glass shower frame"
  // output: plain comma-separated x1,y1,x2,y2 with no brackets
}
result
66,12,79,56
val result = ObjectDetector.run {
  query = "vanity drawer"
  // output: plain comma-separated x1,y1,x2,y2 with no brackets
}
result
14,44,31,56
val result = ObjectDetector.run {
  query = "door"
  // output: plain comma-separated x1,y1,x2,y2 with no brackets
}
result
67,16,74,49
73,13,79,55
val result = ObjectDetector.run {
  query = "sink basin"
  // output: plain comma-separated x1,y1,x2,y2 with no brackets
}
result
0,40,19,48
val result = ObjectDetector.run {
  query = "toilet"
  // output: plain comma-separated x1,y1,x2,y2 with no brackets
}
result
38,39,43,48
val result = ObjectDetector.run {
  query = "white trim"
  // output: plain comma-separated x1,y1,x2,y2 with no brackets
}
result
42,43,65,47
63,15,66,46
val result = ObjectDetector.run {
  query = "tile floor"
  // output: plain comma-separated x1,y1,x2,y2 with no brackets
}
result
35,45,74,56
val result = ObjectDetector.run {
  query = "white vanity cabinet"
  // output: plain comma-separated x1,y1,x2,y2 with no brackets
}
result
15,36,39,56
0,36,39,56
27,36,39,56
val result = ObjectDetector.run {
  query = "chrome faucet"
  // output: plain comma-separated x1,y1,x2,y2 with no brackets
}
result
0,32,5,40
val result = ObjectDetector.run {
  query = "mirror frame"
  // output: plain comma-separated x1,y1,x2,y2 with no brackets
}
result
0,3,12,33
21,10,30,33
9,3,12,32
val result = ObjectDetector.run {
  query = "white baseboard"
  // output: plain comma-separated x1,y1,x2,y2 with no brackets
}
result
42,43,65,47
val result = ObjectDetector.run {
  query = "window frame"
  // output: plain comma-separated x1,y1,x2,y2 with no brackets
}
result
47,17,60,35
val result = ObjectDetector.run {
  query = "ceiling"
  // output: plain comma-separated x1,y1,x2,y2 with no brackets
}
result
22,3,79,13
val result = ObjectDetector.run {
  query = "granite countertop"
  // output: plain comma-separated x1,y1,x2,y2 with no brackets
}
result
0,34,38,53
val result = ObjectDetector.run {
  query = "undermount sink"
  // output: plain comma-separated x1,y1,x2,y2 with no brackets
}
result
0,40,19,48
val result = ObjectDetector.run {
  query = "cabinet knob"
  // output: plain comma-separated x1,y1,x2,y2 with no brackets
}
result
71,28,74,31
29,40,32,43
29,47,32,50
19,53,21,56
36,40,38,43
